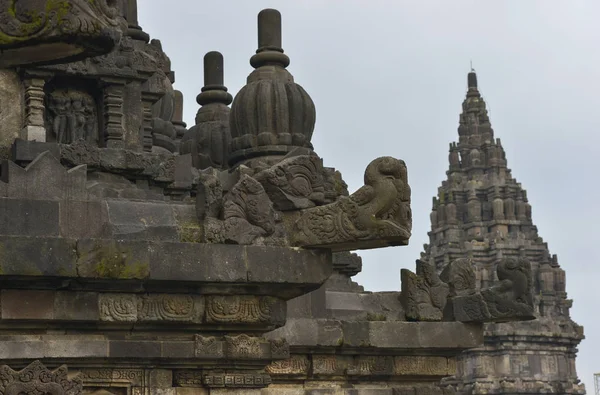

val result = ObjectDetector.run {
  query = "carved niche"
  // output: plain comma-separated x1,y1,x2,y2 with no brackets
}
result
44,79,100,146
0,360,82,395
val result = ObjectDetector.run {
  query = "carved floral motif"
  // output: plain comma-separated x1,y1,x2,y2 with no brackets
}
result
265,355,310,375
195,335,224,358
205,295,274,323
137,294,194,321
99,294,137,322
99,294,201,323
225,334,263,359
0,360,82,395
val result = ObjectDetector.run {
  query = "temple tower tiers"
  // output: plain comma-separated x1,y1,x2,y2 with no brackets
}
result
420,71,585,395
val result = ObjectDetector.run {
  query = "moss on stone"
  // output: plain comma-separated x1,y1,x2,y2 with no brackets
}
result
79,242,149,279
366,312,387,321
0,1,73,45
178,222,203,243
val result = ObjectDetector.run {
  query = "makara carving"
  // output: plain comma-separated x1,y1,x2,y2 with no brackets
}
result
447,257,535,322
291,156,412,250
254,152,326,211
400,260,449,321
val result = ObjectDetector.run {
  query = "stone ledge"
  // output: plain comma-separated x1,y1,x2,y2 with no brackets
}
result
0,236,331,299
0,290,287,330
265,319,483,351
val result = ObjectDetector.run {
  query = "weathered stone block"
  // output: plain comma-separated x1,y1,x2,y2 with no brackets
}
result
1,290,55,319
162,341,196,359
109,340,162,358
0,236,77,276
149,369,173,388
0,199,59,236
54,291,99,321
60,200,110,239
0,336,108,359
107,201,178,241
11,140,60,164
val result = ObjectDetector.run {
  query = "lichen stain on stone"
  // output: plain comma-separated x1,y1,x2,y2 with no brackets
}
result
177,221,203,243
77,242,149,279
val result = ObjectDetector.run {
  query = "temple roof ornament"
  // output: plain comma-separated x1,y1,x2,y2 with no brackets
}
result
229,9,316,167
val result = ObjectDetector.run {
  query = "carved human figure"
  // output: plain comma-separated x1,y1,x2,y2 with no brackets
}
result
51,95,71,143
69,95,87,141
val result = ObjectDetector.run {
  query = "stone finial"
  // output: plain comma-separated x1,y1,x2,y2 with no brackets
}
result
468,71,478,89
229,9,316,167
181,51,232,170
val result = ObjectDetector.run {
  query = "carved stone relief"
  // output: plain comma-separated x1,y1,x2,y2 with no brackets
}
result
203,373,271,389
0,360,82,395
205,295,276,324
265,355,310,375
400,260,449,321
224,334,265,359
99,293,203,323
254,153,326,210
449,257,535,322
292,156,412,250
45,88,99,145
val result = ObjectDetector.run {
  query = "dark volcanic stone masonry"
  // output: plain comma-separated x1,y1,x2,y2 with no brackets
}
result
0,2,581,395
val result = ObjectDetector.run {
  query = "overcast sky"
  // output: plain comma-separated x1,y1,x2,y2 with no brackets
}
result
140,0,599,389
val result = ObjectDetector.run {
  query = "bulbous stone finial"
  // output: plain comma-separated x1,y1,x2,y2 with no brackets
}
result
229,9,316,167
180,51,232,170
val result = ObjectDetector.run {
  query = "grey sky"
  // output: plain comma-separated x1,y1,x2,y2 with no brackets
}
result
140,0,599,390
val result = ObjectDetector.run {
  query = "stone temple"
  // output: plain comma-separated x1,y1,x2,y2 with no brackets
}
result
419,70,585,395
0,1,582,395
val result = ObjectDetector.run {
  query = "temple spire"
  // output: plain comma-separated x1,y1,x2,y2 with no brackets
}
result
421,70,583,395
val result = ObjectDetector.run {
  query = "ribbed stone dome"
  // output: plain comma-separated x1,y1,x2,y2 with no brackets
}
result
228,9,316,167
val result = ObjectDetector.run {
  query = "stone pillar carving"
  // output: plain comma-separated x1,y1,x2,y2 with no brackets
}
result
446,193,457,225
21,76,47,142
467,190,481,222
504,196,516,220
141,96,155,152
492,197,504,221
102,83,125,148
